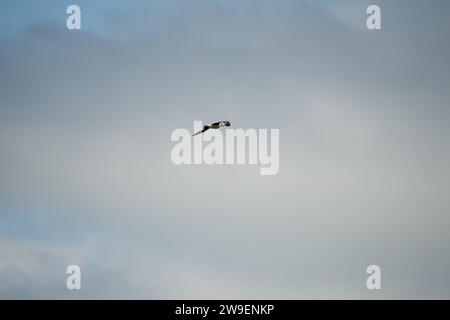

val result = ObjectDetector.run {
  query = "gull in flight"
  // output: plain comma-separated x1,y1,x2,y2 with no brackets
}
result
192,121,231,136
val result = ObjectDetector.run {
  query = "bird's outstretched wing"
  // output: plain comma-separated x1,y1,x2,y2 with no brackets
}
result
192,126,209,136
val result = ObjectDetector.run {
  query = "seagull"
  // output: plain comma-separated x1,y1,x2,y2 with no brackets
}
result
192,121,231,136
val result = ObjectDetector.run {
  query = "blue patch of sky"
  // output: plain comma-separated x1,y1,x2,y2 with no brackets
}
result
0,0,338,39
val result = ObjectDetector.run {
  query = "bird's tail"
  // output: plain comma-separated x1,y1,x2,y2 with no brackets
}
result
192,126,208,136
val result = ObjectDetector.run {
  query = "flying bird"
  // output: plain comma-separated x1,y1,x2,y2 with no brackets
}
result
192,121,231,136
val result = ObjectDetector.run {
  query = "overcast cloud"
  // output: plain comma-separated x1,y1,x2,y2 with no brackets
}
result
1,0,450,299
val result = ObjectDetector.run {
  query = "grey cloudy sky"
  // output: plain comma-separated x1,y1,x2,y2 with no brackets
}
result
1,0,450,299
